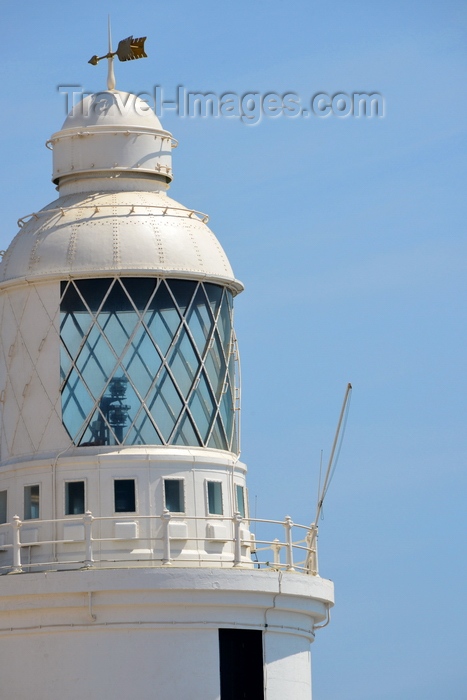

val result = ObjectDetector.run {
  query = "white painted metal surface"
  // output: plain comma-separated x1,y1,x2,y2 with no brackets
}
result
0,568,333,700
0,189,242,289
50,91,173,184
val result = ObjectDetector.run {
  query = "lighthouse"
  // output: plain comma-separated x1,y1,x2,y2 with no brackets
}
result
0,50,334,700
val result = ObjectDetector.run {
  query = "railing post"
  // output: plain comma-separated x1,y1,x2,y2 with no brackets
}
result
83,511,94,568
306,525,319,575
271,538,281,566
284,515,295,571
162,509,172,565
233,512,242,567
11,515,23,573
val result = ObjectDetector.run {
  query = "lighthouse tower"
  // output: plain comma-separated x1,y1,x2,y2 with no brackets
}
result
0,66,333,699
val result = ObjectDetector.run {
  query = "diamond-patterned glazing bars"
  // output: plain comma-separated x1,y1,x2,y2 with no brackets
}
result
59,278,238,452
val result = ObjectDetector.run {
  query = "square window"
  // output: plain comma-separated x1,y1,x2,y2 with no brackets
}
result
235,485,246,518
164,479,184,513
0,490,7,524
65,481,85,515
114,479,136,513
207,481,223,515
24,485,40,520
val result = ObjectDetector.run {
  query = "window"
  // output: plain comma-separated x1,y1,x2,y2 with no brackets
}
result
65,481,85,515
114,479,136,513
164,479,184,513
235,485,246,518
60,278,237,451
207,481,223,515
0,490,7,524
219,629,264,700
24,485,40,520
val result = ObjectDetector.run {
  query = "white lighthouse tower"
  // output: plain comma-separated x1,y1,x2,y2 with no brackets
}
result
0,52,334,699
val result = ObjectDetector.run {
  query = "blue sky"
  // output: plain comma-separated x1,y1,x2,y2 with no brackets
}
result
1,2,467,698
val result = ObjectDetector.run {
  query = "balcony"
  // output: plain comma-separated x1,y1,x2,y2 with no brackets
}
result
0,511,319,576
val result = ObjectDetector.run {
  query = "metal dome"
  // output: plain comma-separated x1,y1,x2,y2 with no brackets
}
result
0,91,243,293
60,91,163,131
49,91,175,186
0,188,242,292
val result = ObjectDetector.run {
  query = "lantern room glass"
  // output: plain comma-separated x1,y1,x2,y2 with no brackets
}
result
60,278,238,452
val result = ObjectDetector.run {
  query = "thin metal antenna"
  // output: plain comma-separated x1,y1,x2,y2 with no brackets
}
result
107,16,116,91
307,383,352,573
316,449,323,515
314,383,352,526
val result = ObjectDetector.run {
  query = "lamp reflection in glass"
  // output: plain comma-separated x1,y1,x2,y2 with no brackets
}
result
88,377,131,445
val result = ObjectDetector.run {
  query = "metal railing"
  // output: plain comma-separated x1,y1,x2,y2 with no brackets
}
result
0,511,319,576
17,202,209,229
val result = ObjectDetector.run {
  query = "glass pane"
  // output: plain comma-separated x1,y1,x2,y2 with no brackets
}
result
74,278,112,313
76,326,114,396
62,368,95,440
167,279,197,314
204,332,227,400
145,282,181,357
61,281,86,313
24,485,40,520
125,411,162,445
204,283,223,319
79,407,115,446
207,415,228,451
231,423,238,455
147,371,183,442
61,309,92,360
207,481,223,515
219,382,235,448
102,375,133,444
236,485,245,518
65,481,85,515
164,479,184,512
0,490,7,524
122,326,161,397
188,374,216,443
186,285,213,356
172,411,201,446
168,330,199,399
100,309,136,357
100,279,134,313
114,480,136,512
121,278,156,310
217,291,232,356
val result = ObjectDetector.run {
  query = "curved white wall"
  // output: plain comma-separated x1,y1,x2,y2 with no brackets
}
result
0,568,333,700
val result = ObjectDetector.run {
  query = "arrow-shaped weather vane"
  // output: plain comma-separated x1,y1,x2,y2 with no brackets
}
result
88,18,147,90
88,36,147,66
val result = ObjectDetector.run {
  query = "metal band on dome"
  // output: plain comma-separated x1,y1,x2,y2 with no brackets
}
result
17,203,210,229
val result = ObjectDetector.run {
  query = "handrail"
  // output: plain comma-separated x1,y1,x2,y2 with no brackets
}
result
0,511,319,577
17,203,209,228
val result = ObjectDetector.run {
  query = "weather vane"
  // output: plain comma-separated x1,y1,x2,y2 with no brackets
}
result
88,18,147,91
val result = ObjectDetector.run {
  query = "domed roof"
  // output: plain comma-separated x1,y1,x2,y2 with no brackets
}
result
0,188,243,293
0,90,242,293
60,91,163,131
49,91,174,185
